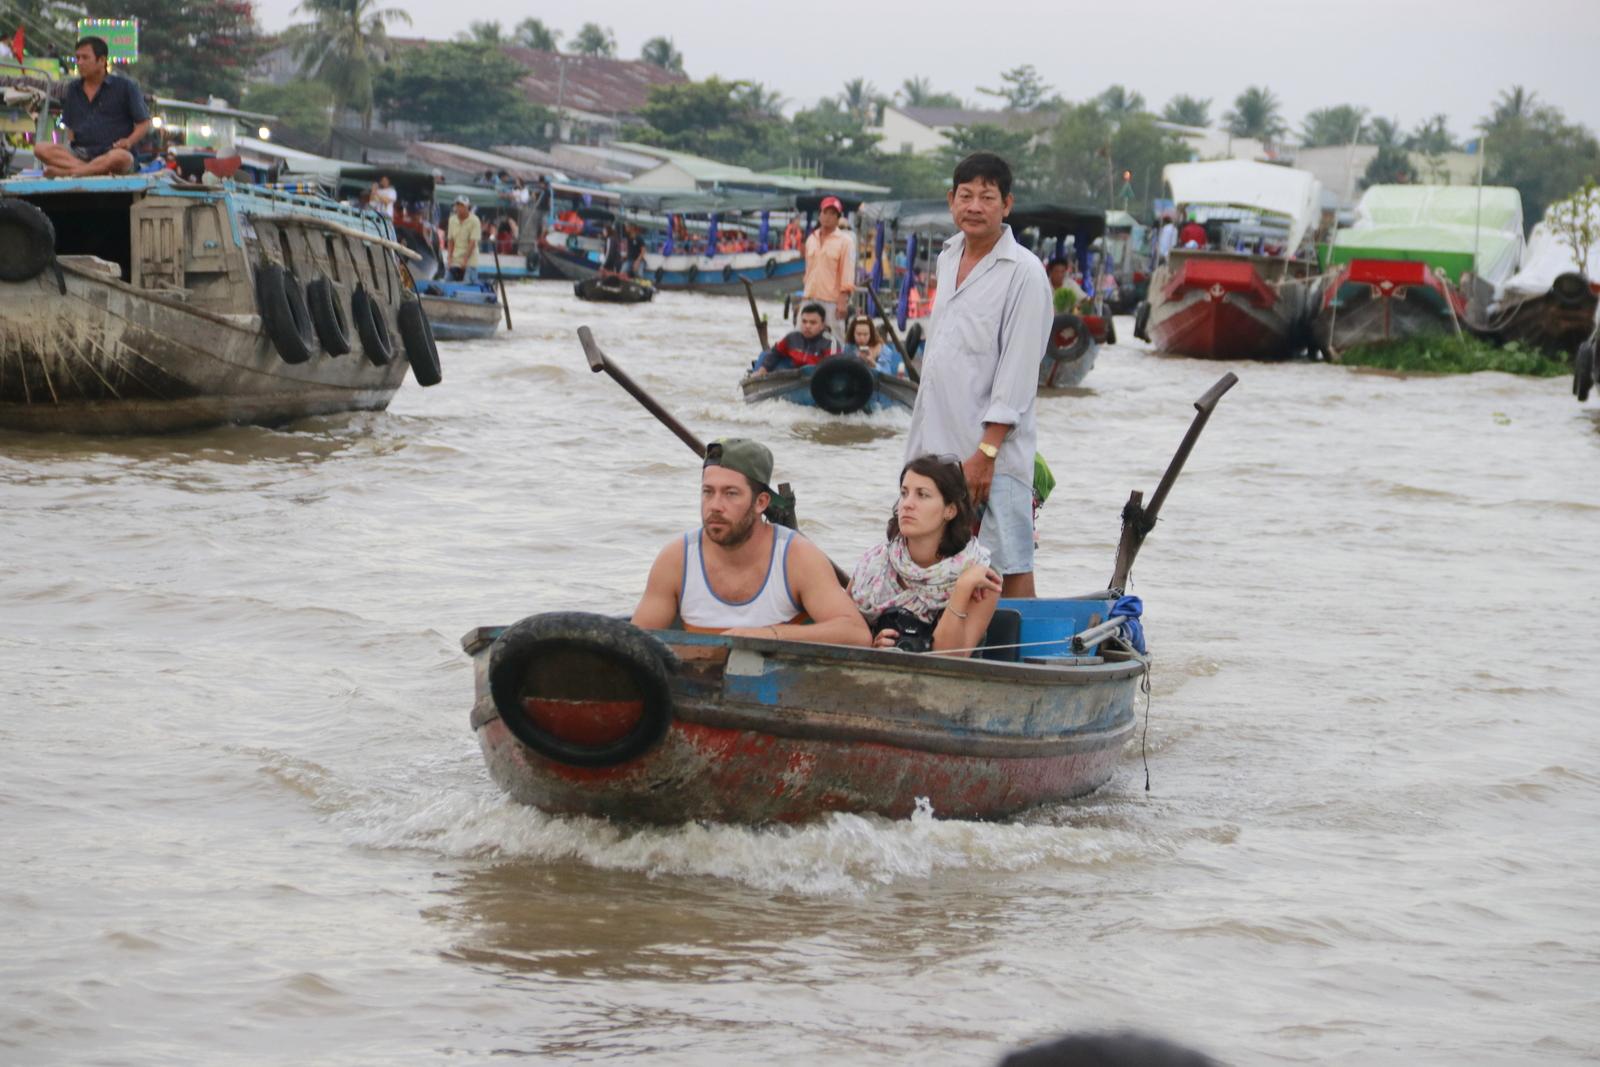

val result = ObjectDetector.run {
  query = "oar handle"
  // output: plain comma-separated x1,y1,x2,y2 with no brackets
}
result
577,326,706,457
1070,616,1125,653
740,277,770,351
1194,372,1238,415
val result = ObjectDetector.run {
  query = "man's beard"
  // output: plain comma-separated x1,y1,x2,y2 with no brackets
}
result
704,502,760,548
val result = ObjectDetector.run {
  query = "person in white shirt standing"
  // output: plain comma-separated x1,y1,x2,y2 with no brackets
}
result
904,152,1052,598
370,174,397,219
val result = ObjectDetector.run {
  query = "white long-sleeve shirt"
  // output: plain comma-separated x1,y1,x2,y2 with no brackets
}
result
905,224,1052,486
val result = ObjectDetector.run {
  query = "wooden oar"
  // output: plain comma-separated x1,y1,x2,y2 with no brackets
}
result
739,277,770,350
1107,372,1238,593
577,326,851,586
491,245,513,330
863,287,920,385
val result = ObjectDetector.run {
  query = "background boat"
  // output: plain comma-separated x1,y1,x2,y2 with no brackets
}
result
416,279,502,340
1486,205,1599,357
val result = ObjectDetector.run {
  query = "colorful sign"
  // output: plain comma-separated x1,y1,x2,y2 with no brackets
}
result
76,18,139,64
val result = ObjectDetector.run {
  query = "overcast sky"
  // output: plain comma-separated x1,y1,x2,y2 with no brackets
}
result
253,0,1600,139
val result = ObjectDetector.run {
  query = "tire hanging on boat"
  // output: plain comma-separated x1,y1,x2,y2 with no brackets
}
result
255,262,316,365
487,611,676,768
1132,301,1151,342
305,275,352,356
809,353,876,415
764,258,778,278
0,198,56,283
1045,312,1090,365
903,322,924,359
653,265,665,285
1105,314,1117,345
350,283,393,365
686,263,699,284
722,264,736,283
1575,339,1595,403
397,299,442,386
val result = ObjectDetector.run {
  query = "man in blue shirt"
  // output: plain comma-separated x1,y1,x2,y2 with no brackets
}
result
35,36,150,178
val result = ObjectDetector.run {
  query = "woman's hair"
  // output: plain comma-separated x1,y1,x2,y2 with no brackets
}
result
886,454,977,558
849,315,878,346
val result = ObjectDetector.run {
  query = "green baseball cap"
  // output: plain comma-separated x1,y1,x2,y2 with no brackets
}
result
703,438,774,493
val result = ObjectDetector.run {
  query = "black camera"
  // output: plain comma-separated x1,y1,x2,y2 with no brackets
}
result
872,608,937,654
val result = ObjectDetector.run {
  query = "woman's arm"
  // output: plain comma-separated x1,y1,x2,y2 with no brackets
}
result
931,566,1003,657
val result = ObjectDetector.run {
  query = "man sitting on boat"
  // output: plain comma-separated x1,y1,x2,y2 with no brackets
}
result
1046,257,1087,314
632,439,870,646
33,37,150,178
748,303,842,378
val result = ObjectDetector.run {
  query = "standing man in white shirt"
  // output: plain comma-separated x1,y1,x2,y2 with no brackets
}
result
904,152,1053,598
370,174,397,219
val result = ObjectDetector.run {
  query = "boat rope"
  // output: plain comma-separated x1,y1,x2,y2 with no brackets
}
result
922,636,1076,658
1137,653,1153,791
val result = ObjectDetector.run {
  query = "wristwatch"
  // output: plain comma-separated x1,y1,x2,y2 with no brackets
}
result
977,442,999,459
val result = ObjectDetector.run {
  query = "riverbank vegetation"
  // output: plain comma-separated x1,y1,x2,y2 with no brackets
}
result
1339,335,1570,377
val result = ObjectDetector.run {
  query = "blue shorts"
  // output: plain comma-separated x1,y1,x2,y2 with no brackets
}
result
977,473,1034,575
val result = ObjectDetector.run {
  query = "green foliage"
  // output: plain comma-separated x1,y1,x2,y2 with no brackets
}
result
1037,105,1187,209
1223,85,1286,143
570,22,616,57
837,78,885,128
119,0,266,103
1361,116,1404,147
1479,89,1600,231
640,36,684,74
513,18,560,51
1361,144,1416,188
1162,94,1210,127
633,77,779,164
1300,105,1366,147
977,64,1055,111
1341,334,1568,377
900,77,963,109
289,0,411,129
1096,85,1145,117
941,122,1033,176
240,79,332,152
1407,113,1455,154
461,21,503,44
372,42,551,149
1544,178,1600,275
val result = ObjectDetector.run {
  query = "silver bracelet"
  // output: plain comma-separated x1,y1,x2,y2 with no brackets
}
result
948,606,969,620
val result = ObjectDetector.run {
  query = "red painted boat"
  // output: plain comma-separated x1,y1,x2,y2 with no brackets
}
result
1147,252,1313,361
461,599,1144,824
1311,258,1470,358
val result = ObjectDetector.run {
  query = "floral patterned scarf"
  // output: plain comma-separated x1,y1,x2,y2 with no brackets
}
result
849,536,991,623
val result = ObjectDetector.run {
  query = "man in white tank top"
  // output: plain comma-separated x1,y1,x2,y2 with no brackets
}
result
632,439,870,646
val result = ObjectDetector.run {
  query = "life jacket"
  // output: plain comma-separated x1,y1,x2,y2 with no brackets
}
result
554,211,583,235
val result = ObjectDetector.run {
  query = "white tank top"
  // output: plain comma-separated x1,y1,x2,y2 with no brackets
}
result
679,526,802,631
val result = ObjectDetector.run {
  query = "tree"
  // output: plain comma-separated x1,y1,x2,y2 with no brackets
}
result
119,0,267,103
1361,144,1416,188
513,18,560,51
288,0,411,130
1162,94,1211,127
838,78,884,127
460,20,503,44
633,77,782,166
899,76,963,109
1223,85,1286,143
977,64,1054,112
1300,105,1366,147
5,0,82,62
1360,116,1404,147
1407,114,1455,154
1487,85,1538,127
735,82,785,120
372,42,551,149
1096,85,1145,118
639,36,684,74
942,123,1034,173
1544,179,1600,276
241,79,333,152
570,22,616,57
1041,104,1188,210
1479,92,1600,228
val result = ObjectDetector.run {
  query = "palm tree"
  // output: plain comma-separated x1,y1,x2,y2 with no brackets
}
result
570,22,616,57
289,0,412,131
839,77,882,127
898,76,963,109
1223,85,1287,143
1300,105,1366,147
1487,85,1538,127
461,20,502,44
736,82,786,120
1097,85,1145,118
640,36,684,74
1360,116,1403,148
513,18,560,51
1162,94,1211,127
1407,114,1455,154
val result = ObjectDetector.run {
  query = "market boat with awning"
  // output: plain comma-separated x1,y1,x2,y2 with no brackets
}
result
1312,184,1524,358
1142,160,1323,361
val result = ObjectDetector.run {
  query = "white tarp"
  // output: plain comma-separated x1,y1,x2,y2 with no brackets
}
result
1503,215,1600,297
1344,184,1525,289
1163,160,1323,254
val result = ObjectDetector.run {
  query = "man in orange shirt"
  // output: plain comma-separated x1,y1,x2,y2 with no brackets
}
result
803,195,855,338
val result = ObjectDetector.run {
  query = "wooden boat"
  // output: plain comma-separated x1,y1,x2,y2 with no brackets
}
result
1313,184,1524,357
741,355,917,415
461,597,1144,824
1144,160,1323,361
416,279,501,340
0,173,441,434
1007,203,1113,387
574,274,653,304
1489,212,1598,357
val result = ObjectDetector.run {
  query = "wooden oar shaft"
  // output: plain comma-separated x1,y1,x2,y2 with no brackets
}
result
740,277,769,350
491,246,513,330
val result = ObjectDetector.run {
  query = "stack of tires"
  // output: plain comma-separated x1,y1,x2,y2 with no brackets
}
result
255,262,441,386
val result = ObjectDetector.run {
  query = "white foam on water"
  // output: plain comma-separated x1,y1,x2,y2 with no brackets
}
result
337,789,1151,897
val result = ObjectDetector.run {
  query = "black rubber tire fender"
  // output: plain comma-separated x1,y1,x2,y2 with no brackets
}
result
397,299,441,386
1133,301,1151,342
903,321,924,359
764,258,778,278
653,265,665,285
686,263,700,284
1575,339,1594,402
350,283,394,366
809,353,877,415
1552,271,1590,308
722,263,736,283
487,611,676,768
1046,312,1091,364
1105,314,1118,345
0,198,55,283
305,275,352,356
256,262,316,364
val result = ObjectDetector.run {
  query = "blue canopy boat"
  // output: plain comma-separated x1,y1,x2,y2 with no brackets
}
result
416,279,501,340
741,355,917,415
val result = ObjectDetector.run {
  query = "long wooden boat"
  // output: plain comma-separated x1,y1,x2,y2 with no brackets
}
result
1313,184,1524,357
541,229,804,298
416,279,501,341
573,274,653,304
0,174,440,434
741,356,917,415
1490,214,1599,357
1144,161,1323,361
462,597,1144,824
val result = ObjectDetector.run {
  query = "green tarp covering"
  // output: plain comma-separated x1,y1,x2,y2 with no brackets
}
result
1328,184,1524,287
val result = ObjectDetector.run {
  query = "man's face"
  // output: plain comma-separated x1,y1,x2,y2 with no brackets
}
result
74,46,105,78
1047,263,1068,288
454,203,469,219
798,312,824,339
701,466,765,548
948,178,1012,243
819,207,840,231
